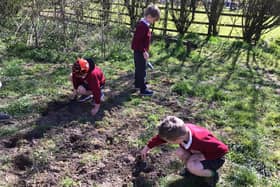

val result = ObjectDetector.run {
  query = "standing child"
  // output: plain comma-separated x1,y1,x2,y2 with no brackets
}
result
70,58,105,116
131,4,160,96
141,116,229,187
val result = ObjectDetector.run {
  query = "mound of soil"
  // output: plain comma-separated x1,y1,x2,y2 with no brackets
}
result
14,153,33,171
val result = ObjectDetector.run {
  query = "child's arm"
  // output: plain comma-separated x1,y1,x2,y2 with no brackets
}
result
141,135,167,159
147,134,167,148
70,89,78,100
141,145,150,160
71,73,83,90
133,25,146,50
70,73,82,100
91,104,100,116
143,51,149,60
88,75,102,116
132,23,149,53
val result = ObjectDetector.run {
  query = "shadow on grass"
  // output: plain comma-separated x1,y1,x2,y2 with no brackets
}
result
3,73,137,185
133,175,205,187
214,42,243,91
166,176,206,187
0,73,135,150
25,73,135,140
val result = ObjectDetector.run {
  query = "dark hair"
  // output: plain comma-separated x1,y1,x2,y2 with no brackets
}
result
144,4,160,20
85,58,95,71
158,116,187,141
85,58,94,65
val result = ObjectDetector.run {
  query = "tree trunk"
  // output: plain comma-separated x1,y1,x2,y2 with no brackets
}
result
204,0,224,37
59,0,66,47
31,0,39,47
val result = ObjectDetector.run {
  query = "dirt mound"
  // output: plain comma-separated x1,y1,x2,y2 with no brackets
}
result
132,156,154,177
3,137,19,148
13,153,33,171
0,85,179,186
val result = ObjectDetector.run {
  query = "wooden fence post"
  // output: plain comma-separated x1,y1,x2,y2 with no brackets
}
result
163,0,169,38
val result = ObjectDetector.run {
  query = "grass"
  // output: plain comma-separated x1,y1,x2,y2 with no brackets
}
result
60,177,79,187
0,24,279,186
80,152,103,164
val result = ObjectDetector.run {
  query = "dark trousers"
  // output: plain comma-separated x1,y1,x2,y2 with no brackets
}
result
134,51,147,91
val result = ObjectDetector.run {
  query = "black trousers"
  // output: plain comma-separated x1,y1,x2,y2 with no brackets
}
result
134,51,147,91
201,157,225,171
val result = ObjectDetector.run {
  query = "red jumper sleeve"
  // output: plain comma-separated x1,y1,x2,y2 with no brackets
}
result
88,74,101,104
147,135,167,149
133,24,149,52
72,73,83,89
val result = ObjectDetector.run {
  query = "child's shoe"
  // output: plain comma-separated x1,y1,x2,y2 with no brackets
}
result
100,92,105,102
91,93,105,106
78,95,93,102
140,89,153,96
70,93,77,101
0,112,10,121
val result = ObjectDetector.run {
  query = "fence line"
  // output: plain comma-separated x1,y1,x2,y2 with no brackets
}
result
36,2,248,39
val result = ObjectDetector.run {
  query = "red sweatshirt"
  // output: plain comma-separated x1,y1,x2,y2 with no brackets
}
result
147,123,229,160
72,66,105,104
131,21,151,52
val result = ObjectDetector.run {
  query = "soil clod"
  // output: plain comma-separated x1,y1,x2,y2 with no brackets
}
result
14,153,33,170
3,137,19,148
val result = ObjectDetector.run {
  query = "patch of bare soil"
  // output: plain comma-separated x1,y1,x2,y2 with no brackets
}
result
0,75,193,186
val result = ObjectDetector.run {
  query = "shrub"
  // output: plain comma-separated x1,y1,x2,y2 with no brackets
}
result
3,58,23,76
172,80,194,96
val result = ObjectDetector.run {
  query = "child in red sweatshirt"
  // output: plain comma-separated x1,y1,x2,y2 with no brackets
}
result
141,116,229,187
131,4,160,96
70,58,105,116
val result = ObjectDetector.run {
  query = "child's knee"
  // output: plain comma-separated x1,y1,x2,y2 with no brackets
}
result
186,160,196,170
186,159,202,173
175,147,189,161
175,148,184,158
77,85,86,94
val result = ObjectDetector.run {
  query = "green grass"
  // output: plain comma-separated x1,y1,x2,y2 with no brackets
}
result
227,165,259,187
149,37,279,186
60,177,80,187
80,152,103,164
0,126,19,137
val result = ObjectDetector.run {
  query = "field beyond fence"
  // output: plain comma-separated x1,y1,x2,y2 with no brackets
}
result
34,1,279,40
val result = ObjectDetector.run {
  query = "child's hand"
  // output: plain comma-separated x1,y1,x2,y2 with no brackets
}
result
91,104,100,116
70,89,78,100
141,145,150,160
143,51,149,60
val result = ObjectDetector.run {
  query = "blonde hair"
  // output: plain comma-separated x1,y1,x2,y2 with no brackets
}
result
158,116,187,141
144,4,160,21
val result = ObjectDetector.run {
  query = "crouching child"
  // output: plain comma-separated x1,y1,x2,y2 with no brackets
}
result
141,116,229,187
70,58,105,116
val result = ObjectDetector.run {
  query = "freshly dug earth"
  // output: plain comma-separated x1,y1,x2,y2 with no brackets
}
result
0,87,189,187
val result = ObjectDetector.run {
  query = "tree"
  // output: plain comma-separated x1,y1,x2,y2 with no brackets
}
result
100,0,111,25
0,0,23,26
124,0,155,29
242,0,280,44
59,0,67,46
202,0,225,37
170,0,197,35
